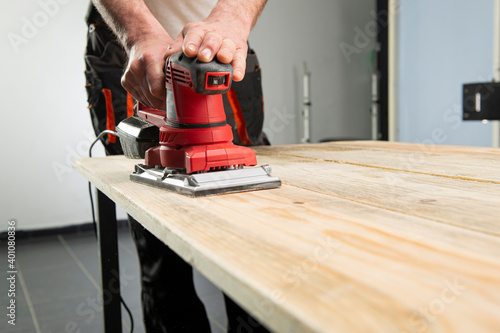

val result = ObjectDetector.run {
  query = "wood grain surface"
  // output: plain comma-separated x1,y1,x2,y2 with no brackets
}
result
74,141,500,333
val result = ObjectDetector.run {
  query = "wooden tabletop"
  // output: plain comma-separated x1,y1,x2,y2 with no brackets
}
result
74,141,500,333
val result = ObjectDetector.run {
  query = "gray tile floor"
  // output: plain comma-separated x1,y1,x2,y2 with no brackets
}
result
0,227,227,333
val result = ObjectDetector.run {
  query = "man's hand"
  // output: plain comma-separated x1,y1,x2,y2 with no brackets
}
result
122,34,182,108
166,0,268,82
130,17,249,108
178,21,248,82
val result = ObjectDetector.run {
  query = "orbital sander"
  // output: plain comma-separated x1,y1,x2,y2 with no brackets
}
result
116,52,280,196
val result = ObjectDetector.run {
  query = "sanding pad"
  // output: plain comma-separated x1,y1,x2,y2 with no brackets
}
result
130,164,281,197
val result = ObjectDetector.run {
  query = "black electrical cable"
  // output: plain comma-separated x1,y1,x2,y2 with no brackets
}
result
88,130,134,333
88,130,117,239
121,295,135,333
88,182,97,239
89,130,118,158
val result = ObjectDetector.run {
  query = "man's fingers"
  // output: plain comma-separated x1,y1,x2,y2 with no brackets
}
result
140,73,166,108
182,27,205,57
118,33,175,109
216,39,237,64
162,44,174,60
184,28,225,63
144,61,166,101
121,64,148,106
181,22,247,79
164,37,184,60
122,77,149,108
196,31,223,62
122,62,166,108
123,82,146,108
231,50,247,81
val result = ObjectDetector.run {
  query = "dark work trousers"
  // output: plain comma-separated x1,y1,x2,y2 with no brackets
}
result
84,4,270,333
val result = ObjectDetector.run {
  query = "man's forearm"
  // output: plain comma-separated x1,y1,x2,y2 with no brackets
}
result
91,0,168,51
207,0,268,40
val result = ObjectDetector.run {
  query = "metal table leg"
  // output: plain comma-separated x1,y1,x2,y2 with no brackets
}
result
96,190,122,332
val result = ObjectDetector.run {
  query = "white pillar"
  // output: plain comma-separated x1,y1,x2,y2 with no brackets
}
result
492,0,500,147
388,0,399,142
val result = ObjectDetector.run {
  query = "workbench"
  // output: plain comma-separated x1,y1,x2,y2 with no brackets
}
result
74,141,500,333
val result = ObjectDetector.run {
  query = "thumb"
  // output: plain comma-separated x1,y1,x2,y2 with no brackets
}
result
163,35,184,60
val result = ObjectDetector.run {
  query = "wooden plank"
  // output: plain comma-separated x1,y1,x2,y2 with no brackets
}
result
74,154,500,333
252,152,500,236
328,140,500,156
254,141,500,183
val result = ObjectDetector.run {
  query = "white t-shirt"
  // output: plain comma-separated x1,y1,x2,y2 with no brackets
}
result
144,0,218,38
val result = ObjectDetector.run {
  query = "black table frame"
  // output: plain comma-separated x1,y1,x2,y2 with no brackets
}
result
96,190,122,332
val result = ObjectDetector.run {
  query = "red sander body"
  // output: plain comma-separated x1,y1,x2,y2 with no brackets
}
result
116,52,280,196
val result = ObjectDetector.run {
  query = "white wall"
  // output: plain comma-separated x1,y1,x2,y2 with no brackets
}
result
251,0,375,144
0,0,375,232
398,0,494,146
1,0,106,233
